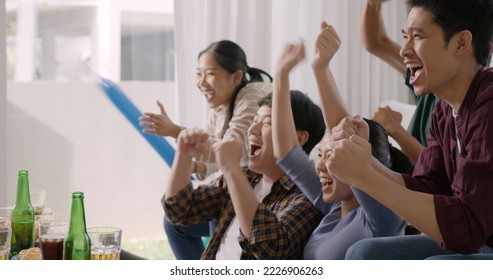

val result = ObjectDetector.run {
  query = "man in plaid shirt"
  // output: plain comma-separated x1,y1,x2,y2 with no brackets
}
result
163,92,325,259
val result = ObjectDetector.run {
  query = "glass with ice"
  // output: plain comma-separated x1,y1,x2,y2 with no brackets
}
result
87,227,122,260
39,221,68,260
0,227,12,260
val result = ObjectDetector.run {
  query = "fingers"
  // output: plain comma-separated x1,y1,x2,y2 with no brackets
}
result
156,100,169,117
180,128,208,145
352,115,368,130
141,128,157,135
316,24,341,50
329,128,352,143
332,117,358,136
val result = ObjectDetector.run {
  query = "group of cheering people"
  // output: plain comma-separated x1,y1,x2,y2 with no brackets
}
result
134,0,493,260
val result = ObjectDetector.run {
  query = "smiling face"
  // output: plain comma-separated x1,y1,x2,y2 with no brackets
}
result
400,7,459,97
196,52,242,109
316,134,354,204
247,105,283,182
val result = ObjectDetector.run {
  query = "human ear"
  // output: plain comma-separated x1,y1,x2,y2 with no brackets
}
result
454,30,473,56
297,130,310,147
233,70,243,86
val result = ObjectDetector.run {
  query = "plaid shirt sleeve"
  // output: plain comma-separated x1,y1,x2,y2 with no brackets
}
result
238,190,323,259
162,178,227,225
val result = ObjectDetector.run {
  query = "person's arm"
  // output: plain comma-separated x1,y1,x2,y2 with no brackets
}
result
361,0,406,75
372,106,423,162
272,42,306,159
163,128,226,224
271,42,331,213
328,134,443,242
277,145,331,213
386,124,423,162
312,22,351,130
212,138,259,235
139,100,183,138
164,128,207,198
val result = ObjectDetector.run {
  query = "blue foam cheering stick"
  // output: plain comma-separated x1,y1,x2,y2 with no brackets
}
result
97,76,175,167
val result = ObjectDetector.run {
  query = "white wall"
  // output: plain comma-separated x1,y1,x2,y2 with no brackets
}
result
6,81,175,239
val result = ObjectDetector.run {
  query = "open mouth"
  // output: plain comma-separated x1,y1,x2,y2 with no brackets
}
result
408,63,423,82
320,178,334,187
320,177,334,191
204,92,214,101
250,144,262,156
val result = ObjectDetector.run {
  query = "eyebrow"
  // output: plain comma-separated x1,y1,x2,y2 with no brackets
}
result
196,67,217,71
255,113,272,118
401,27,425,34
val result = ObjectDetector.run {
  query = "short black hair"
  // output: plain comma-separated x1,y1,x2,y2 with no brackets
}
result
407,0,493,66
259,91,325,154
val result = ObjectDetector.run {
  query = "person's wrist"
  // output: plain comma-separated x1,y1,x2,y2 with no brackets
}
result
386,124,402,137
191,161,197,174
175,125,186,139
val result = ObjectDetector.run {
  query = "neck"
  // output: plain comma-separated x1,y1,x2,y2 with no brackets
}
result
439,63,482,112
341,196,360,217
260,166,285,184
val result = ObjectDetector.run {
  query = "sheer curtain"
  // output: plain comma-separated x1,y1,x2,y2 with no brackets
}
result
174,0,409,129
1,2,6,204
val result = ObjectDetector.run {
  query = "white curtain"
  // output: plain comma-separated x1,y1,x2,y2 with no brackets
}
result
173,0,409,129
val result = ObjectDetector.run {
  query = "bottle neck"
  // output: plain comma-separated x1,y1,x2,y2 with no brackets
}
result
68,196,87,233
15,172,32,207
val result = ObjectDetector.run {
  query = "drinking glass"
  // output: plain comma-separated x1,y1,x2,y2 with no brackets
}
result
87,227,122,260
0,207,12,229
34,208,54,245
39,221,68,260
0,227,12,260
30,189,46,215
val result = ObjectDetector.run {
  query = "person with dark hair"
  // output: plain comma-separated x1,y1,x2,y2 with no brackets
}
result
361,0,436,164
328,0,493,259
139,40,272,259
272,24,411,260
162,91,325,259
140,40,272,180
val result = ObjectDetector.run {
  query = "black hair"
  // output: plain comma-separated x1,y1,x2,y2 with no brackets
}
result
258,91,325,154
406,0,493,66
199,40,273,129
365,118,414,175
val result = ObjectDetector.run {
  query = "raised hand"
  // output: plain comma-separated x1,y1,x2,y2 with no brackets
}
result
331,116,369,143
371,106,403,136
328,134,373,186
312,21,341,70
176,128,209,158
139,100,181,138
276,41,306,76
212,138,243,173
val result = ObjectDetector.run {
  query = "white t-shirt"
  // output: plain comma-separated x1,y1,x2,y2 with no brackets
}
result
215,179,273,259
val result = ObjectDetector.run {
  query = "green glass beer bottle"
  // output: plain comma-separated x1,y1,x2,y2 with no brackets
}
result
10,170,35,257
63,192,91,260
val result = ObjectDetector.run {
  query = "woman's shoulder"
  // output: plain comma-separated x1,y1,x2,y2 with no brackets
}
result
238,82,273,96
